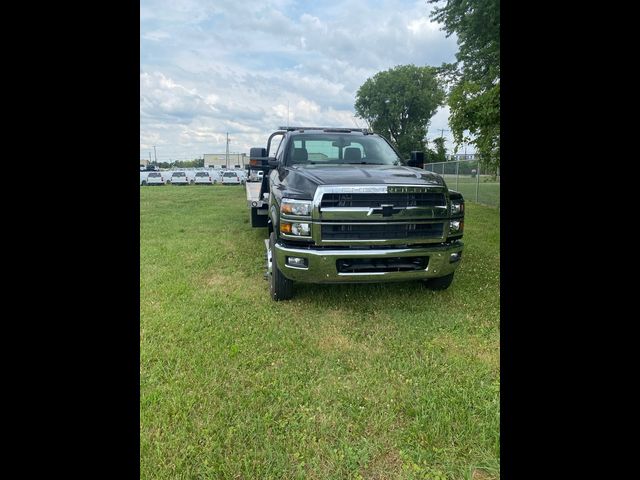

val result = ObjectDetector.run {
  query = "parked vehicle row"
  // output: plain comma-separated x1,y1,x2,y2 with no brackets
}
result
140,169,247,186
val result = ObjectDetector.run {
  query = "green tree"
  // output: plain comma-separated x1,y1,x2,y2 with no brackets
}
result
432,137,447,162
354,64,445,159
429,0,500,168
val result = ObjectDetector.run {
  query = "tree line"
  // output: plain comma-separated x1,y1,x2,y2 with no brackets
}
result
147,158,205,169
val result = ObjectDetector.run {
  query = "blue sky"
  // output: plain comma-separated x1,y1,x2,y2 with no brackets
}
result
140,0,468,162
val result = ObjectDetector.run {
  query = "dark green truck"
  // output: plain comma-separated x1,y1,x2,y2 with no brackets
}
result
245,127,464,301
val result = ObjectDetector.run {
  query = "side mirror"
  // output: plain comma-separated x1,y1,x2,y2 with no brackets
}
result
250,147,267,158
268,157,279,167
408,151,424,168
249,147,269,168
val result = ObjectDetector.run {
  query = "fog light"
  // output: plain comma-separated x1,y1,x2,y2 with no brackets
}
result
449,252,462,263
286,256,308,268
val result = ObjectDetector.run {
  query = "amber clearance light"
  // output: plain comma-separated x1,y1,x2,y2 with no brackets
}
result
280,222,292,234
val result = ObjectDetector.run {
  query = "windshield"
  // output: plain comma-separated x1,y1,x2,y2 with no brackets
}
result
195,172,208,177
286,134,403,166
172,172,185,177
148,172,161,177
223,172,236,177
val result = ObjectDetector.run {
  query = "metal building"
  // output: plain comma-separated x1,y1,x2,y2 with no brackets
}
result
204,153,247,169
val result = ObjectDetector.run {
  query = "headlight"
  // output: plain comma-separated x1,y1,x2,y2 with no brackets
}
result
281,199,312,216
450,200,464,215
280,222,311,237
449,220,464,234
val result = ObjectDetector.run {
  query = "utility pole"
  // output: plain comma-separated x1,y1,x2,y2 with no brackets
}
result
148,152,152,165
225,132,230,169
153,145,157,165
287,101,289,128
438,128,449,138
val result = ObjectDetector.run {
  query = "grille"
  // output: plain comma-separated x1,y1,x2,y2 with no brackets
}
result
336,256,429,273
321,223,444,241
321,192,446,208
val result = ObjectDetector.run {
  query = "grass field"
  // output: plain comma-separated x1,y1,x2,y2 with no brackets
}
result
441,176,500,208
140,185,500,479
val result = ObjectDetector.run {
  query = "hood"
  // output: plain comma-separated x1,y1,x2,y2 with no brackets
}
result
288,164,445,186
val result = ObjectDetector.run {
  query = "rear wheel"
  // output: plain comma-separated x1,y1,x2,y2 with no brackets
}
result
269,232,293,301
141,181,147,186
424,273,454,290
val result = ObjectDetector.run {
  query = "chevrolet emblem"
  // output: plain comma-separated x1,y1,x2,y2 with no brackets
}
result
368,204,399,217
381,204,394,217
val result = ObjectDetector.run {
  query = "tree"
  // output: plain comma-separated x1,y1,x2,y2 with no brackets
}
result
354,64,445,159
429,0,500,168
432,137,447,162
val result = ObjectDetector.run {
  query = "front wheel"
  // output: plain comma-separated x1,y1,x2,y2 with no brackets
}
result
423,273,455,290
268,232,293,301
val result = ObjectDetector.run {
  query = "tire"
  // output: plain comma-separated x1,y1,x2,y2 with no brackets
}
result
269,232,293,301
141,181,147,186
424,273,455,290
190,180,194,185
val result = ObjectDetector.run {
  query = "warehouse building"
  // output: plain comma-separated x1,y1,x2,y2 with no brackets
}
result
204,153,247,169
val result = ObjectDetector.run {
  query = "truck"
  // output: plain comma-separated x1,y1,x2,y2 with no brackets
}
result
248,169,265,182
246,127,465,301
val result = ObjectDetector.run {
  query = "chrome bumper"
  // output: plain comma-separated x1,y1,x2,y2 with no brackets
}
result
274,241,463,283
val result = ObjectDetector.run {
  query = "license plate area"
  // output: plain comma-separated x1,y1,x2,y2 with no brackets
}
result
336,256,429,273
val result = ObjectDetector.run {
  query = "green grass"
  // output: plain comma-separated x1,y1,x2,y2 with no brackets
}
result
441,176,500,208
140,185,500,480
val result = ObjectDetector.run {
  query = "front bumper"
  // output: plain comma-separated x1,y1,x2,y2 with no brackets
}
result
274,241,463,284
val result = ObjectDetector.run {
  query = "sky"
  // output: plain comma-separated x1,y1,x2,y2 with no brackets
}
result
140,0,471,163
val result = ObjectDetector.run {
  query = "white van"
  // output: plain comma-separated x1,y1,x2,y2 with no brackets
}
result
194,171,215,185
221,171,241,185
248,170,264,182
169,171,189,185
144,171,165,185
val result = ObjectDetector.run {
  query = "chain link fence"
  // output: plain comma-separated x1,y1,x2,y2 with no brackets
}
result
424,159,500,208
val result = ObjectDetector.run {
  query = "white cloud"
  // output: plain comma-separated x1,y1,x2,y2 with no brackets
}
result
140,0,461,160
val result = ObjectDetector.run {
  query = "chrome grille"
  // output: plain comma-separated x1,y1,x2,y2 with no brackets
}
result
321,192,446,209
321,223,444,241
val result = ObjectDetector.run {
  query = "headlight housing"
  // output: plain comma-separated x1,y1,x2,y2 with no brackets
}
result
280,221,311,237
449,220,464,235
281,199,313,217
450,200,464,215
